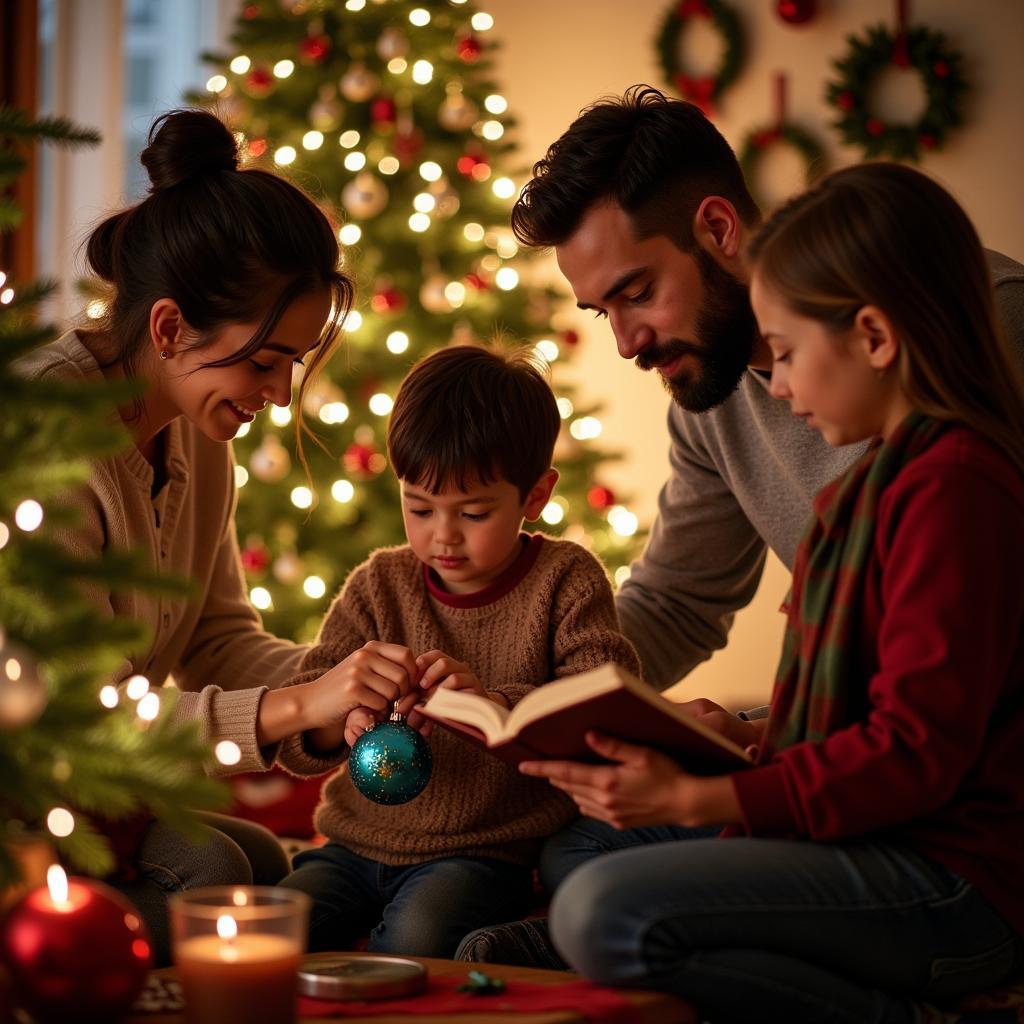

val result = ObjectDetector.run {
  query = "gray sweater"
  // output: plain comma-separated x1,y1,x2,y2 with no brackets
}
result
617,250,1024,688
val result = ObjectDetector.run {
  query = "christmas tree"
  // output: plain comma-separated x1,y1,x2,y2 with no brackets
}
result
194,0,643,643
0,106,225,886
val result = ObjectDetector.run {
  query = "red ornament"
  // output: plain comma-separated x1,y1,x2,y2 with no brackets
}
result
933,59,950,79
919,133,938,150
587,485,616,511
248,137,268,158
344,442,376,475
775,0,817,25
464,273,487,291
370,287,406,314
298,34,331,65
393,128,424,164
866,117,886,136
456,34,483,62
371,95,398,128
0,868,151,1023
677,0,709,15
457,151,487,177
836,90,856,112
241,543,270,574
242,3,261,18
560,329,580,347
244,67,274,98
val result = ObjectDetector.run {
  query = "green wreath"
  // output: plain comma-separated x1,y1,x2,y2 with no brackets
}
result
656,0,745,116
739,123,827,209
825,23,968,161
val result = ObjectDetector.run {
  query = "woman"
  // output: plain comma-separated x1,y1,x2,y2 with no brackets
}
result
18,109,418,962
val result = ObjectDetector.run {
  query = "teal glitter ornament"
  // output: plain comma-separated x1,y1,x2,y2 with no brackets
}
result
349,704,432,805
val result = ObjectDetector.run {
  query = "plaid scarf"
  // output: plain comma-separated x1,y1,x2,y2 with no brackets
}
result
762,411,947,757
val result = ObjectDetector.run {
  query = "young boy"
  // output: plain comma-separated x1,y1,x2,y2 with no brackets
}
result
276,344,640,956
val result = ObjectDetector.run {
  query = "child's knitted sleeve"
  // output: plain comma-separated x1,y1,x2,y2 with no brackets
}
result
275,563,381,777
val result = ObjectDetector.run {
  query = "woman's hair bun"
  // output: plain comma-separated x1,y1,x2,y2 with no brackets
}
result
140,108,239,192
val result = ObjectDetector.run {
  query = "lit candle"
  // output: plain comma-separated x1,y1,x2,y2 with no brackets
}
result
170,887,308,1024
0,865,152,1023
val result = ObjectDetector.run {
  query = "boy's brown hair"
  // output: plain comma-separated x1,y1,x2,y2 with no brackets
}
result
387,344,561,500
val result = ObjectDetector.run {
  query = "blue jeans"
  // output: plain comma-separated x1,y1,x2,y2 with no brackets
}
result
548,829,1023,1024
280,843,534,957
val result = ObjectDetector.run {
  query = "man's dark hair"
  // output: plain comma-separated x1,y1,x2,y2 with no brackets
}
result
387,344,560,501
511,85,759,252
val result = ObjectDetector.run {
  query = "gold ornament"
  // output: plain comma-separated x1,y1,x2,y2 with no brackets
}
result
249,436,291,483
339,62,380,103
438,95,479,133
419,273,452,314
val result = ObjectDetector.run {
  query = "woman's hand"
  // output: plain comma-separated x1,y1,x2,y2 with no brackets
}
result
519,731,743,830
299,641,419,752
343,690,433,746
416,650,489,700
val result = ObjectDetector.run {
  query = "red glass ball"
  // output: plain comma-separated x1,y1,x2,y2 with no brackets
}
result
587,485,616,510
0,876,152,1023
298,34,331,64
776,0,817,25
457,35,482,62
371,96,397,125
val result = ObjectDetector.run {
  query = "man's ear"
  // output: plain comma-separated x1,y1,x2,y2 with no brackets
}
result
854,305,900,371
692,196,744,262
522,468,559,520
149,298,184,360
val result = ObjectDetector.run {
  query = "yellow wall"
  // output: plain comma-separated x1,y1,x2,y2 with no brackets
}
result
484,0,1024,710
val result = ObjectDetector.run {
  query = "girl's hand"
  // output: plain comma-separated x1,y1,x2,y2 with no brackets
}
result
519,731,743,830
416,649,488,700
344,690,434,746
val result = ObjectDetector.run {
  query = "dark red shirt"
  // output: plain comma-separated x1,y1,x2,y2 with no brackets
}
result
732,427,1024,934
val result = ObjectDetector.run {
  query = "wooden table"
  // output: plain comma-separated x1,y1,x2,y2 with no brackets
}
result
123,952,697,1024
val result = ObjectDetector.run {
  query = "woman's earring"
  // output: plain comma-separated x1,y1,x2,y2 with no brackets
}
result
159,349,170,360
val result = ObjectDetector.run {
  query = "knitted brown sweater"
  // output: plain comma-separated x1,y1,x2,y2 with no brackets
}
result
278,534,640,866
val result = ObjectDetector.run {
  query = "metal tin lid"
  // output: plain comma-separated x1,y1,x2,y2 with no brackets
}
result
297,954,428,1000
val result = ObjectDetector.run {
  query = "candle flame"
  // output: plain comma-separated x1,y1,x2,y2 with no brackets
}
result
47,864,69,903
217,914,238,940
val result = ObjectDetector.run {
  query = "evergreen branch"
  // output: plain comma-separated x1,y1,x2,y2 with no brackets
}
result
0,104,101,146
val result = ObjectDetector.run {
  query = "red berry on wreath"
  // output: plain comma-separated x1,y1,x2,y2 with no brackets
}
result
866,118,885,136
837,90,856,112
776,0,817,25
677,0,709,15
919,133,938,150
933,60,950,79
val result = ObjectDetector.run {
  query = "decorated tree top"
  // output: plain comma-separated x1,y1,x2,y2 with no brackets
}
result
191,0,643,642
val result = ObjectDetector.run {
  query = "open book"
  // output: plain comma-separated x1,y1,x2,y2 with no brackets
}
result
418,663,754,773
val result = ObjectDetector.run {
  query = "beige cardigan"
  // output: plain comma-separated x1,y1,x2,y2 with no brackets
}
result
17,331,306,773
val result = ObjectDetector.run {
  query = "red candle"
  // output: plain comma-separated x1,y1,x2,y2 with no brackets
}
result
0,865,151,1023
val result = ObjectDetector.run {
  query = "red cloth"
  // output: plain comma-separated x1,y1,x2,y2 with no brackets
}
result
731,428,1024,933
228,766,324,838
298,975,662,1022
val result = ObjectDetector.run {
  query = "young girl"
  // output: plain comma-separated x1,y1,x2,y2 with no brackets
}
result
522,163,1024,1021
16,109,415,962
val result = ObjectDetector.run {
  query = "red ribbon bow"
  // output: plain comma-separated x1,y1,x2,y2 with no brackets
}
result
674,74,716,115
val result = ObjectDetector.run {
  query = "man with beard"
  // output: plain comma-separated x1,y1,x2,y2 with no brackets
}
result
454,85,1024,969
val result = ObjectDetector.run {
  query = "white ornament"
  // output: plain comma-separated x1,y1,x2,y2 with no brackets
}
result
419,273,453,314
339,63,380,103
273,551,303,585
249,436,292,483
438,95,479,133
376,27,409,61
342,172,389,219
0,633,48,730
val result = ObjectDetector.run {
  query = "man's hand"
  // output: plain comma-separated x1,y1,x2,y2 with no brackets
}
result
677,697,764,755
519,731,743,829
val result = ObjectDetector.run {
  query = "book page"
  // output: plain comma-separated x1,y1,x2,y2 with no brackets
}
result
422,687,510,743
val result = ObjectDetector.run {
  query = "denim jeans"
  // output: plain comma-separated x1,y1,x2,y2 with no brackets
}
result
280,842,534,957
548,831,1023,1024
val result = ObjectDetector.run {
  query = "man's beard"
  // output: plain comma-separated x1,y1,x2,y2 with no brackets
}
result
636,250,757,413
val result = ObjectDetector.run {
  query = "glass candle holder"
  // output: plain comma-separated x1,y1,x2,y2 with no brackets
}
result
169,886,310,1024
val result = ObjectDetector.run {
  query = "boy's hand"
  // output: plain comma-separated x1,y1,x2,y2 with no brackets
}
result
344,690,433,745
416,649,488,700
